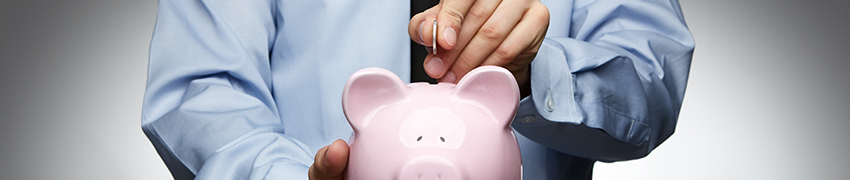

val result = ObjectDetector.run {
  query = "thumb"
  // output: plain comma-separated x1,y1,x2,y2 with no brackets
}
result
309,139,350,180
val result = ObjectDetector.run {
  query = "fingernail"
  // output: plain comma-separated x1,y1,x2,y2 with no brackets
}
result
440,71,456,83
425,56,444,78
417,21,426,45
443,27,457,47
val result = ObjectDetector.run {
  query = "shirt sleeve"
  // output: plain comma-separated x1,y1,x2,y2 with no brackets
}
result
512,0,695,162
141,0,313,179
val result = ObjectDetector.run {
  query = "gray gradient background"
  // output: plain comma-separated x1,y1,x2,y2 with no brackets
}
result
0,0,847,179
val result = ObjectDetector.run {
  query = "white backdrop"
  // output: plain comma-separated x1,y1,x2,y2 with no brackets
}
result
595,1,850,179
0,0,847,179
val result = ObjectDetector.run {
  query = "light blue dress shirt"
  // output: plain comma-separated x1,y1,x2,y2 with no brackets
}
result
142,0,694,179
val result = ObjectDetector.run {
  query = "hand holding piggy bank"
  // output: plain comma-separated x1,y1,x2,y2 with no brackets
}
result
342,66,522,180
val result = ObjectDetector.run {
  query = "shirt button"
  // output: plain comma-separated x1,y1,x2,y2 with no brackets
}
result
521,116,535,124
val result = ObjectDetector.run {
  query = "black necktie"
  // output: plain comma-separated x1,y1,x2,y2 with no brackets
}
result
410,0,440,83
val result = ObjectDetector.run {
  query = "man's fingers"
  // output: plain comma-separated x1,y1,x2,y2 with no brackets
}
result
309,139,349,180
409,6,439,46
442,0,526,83
423,53,445,78
482,3,549,86
437,0,475,50
482,2,549,68
309,146,330,180
325,139,349,174
425,0,502,79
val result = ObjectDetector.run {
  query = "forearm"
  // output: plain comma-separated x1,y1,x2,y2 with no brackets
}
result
142,0,318,178
513,0,694,161
144,75,315,179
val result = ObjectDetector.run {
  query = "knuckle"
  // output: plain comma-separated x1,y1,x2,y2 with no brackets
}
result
454,56,476,71
478,24,502,41
411,12,425,20
494,47,516,62
466,5,489,22
444,8,466,25
532,4,550,22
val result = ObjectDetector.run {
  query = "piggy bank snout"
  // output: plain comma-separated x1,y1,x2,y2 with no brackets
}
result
399,155,461,180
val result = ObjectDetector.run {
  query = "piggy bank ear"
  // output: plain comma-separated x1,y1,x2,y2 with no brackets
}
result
342,68,408,130
453,66,520,127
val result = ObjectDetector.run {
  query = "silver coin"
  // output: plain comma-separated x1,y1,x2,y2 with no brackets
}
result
432,20,437,54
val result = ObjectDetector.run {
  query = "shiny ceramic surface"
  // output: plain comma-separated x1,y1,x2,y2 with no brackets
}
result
342,66,522,180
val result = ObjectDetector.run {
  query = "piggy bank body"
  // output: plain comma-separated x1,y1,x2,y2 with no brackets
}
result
342,66,522,180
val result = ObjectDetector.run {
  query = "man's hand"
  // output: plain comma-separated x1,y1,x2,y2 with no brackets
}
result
308,139,349,180
408,0,549,89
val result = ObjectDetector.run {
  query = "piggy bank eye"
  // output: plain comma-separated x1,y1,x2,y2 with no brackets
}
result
440,137,445,142
417,136,423,142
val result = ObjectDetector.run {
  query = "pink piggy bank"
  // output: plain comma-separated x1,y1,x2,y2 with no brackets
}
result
342,66,522,180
